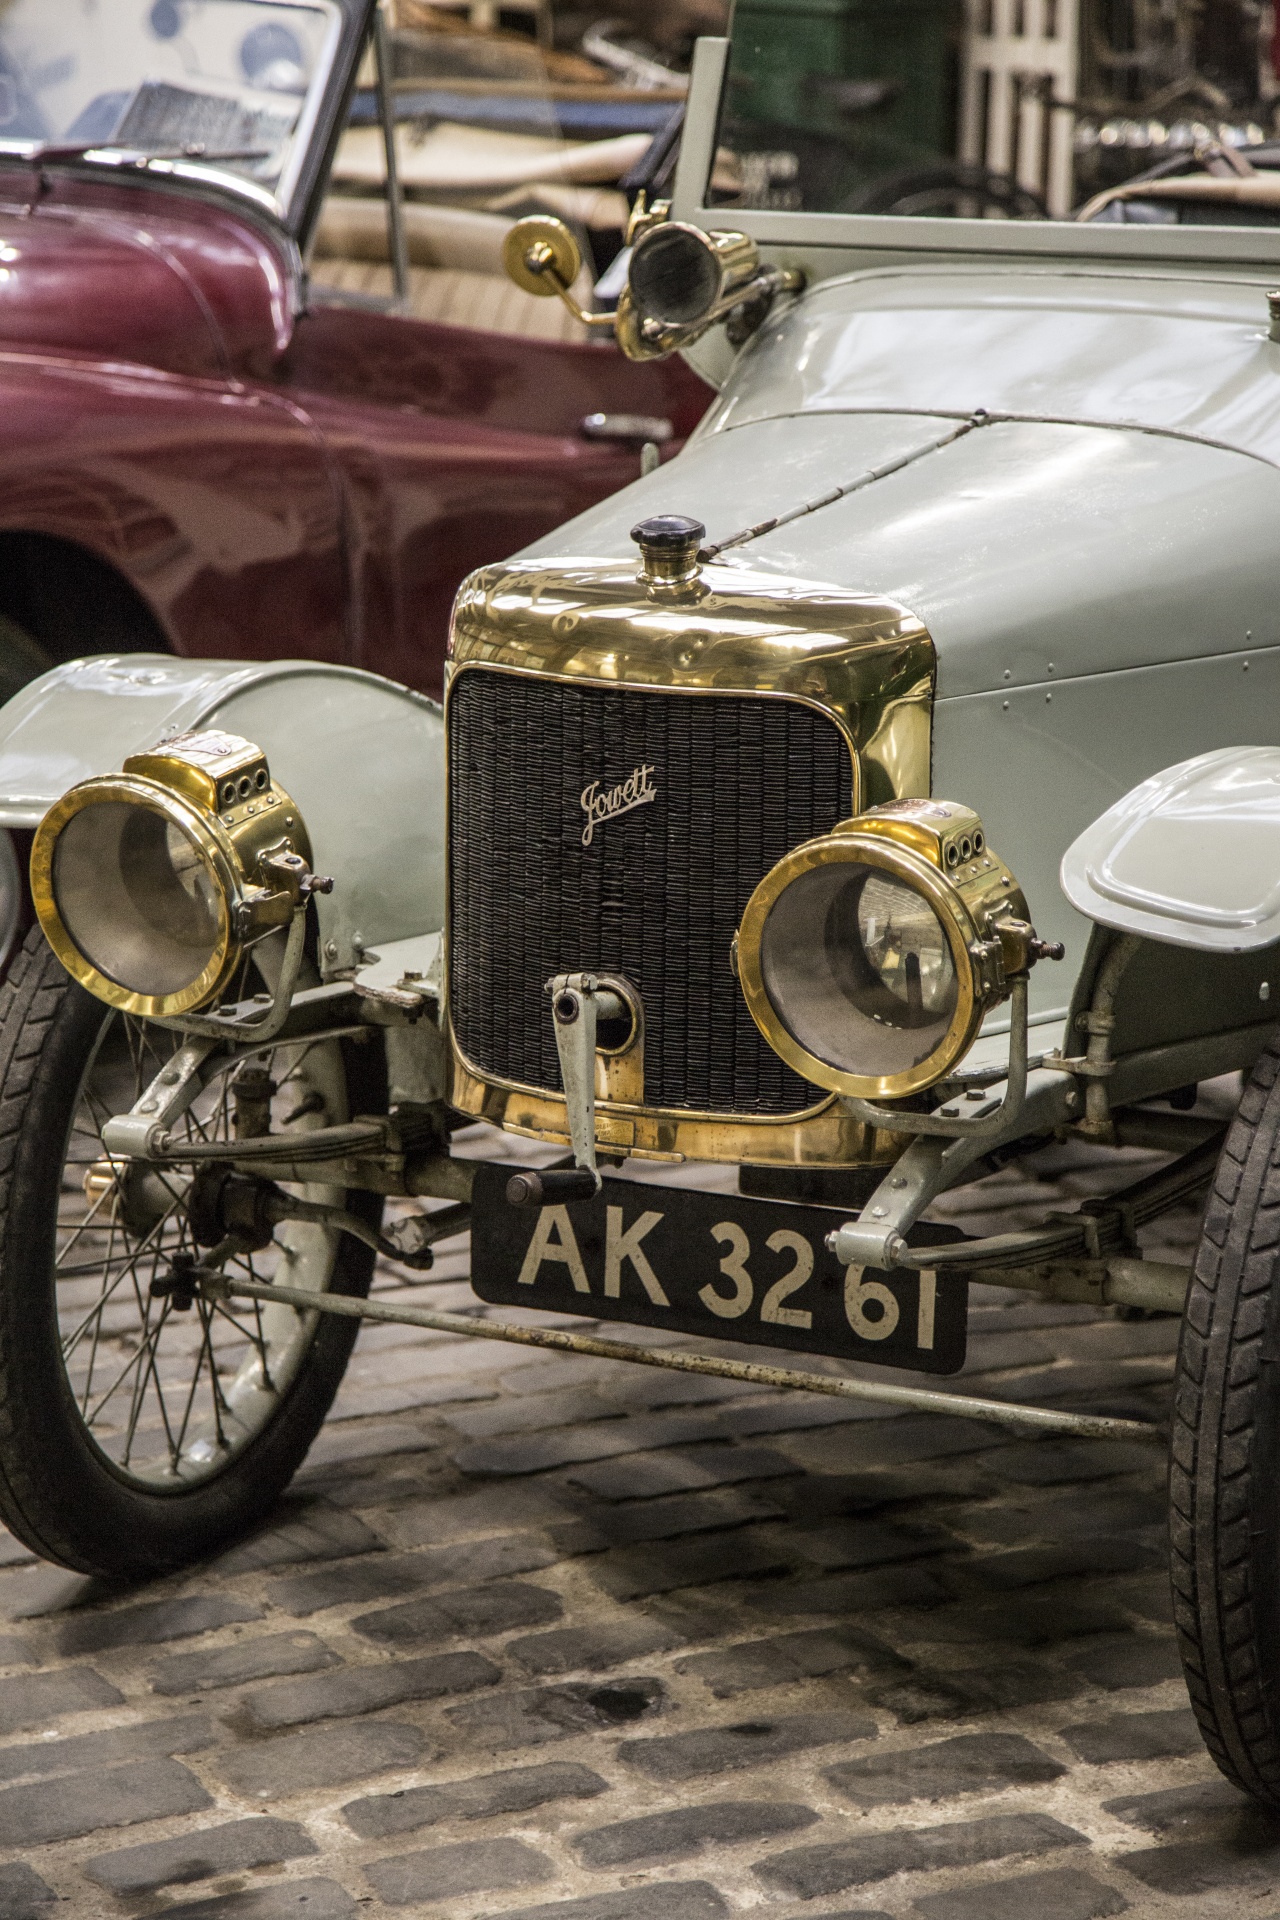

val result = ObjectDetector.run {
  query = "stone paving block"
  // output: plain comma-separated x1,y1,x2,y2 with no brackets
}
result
587,1530,790,1601
271,1531,564,1616
215,1719,430,1797
619,1711,875,1781
0,1713,214,1784
716,1394,893,1437
0,1639,33,1667
211,1502,384,1573
0,1565,95,1623
914,1594,1131,1647
57,1594,262,1655
1063,1634,1184,1690
488,1885,729,1920
510,1620,687,1675
953,1490,1164,1548
1059,1707,1204,1763
453,1413,728,1477
351,1581,562,1646
344,1760,608,1839
0,1756,212,1846
911,1865,1129,1919
746,1563,954,1617
551,1488,787,1552
447,1678,665,1749
383,1484,570,1547
782,1415,993,1473
144,1878,356,1920
867,1659,1085,1723
1101,1778,1254,1837
151,1632,342,1696
567,1446,797,1502
0,1865,55,1919
608,1384,768,1421
677,1626,907,1698
1113,1572,1176,1625
575,1798,819,1866
265,1554,435,1618
297,1419,437,1472
966,1539,1162,1592
366,1836,555,1904
0,1664,122,1732
444,1388,615,1438
239,1650,500,1728
978,1438,1157,1485
83,1815,316,1892
756,1810,1088,1898
827,1732,1067,1806
779,1517,954,1570
1116,1838,1280,1895
778,1463,996,1517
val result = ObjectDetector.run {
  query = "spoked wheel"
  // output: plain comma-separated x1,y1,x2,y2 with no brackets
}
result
0,927,385,1577
1172,1035,1280,1805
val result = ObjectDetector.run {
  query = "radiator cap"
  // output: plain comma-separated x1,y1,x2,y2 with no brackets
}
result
631,514,705,586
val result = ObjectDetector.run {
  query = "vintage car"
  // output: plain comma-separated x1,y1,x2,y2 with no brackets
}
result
0,0,708,711
9,0,1280,1816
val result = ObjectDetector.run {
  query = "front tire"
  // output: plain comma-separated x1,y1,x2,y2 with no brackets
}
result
0,928,385,1578
1171,1036,1280,1804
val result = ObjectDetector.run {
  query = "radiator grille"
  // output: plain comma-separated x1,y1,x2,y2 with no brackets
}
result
448,669,855,1115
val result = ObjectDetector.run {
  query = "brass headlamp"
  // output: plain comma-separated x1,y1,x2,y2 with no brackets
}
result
32,730,319,1018
736,800,1039,1101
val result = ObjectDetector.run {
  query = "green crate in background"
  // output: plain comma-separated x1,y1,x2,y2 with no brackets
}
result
726,0,960,201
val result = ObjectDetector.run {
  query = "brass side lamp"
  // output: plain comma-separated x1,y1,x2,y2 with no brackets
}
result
501,202,804,361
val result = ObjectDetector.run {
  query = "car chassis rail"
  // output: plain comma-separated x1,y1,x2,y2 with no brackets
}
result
105,971,1229,1450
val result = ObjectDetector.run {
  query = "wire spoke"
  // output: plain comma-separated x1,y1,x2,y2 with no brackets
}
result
50,1001,346,1485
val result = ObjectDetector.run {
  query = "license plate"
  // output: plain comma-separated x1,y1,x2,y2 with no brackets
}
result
469,1167,967,1375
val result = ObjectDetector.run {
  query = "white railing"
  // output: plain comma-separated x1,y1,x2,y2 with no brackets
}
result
960,0,1080,215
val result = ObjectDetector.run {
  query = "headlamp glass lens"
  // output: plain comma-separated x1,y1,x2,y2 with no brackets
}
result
52,801,224,998
760,863,959,1080
629,226,720,326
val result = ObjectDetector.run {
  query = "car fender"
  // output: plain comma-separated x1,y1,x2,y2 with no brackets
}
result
1061,746,1280,954
0,655,443,975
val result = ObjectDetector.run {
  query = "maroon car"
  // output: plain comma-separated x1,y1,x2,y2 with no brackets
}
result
0,0,708,702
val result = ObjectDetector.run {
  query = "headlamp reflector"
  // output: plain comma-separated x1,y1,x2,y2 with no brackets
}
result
760,864,959,1082
51,800,225,1000
738,801,1030,1101
31,731,314,1018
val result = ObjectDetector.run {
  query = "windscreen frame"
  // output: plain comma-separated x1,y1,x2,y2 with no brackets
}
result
671,35,1280,271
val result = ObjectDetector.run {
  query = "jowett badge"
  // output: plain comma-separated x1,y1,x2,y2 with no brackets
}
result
580,763,657,846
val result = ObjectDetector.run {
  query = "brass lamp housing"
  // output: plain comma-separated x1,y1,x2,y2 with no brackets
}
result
32,730,313,1019
736,799,1031,1101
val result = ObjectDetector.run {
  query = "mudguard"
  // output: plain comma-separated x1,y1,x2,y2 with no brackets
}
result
0,655,443,977
1061,746,1280,954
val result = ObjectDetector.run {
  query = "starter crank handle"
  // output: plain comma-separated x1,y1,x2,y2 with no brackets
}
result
506,1169,600,1206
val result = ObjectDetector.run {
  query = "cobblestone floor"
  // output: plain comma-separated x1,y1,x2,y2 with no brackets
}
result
0,1102,1273,1920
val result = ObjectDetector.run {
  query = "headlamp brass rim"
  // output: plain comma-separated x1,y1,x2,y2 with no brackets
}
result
31,774,243,1019
736,829,988,1102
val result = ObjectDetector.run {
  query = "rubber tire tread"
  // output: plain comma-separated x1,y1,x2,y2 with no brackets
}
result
1172,1032,1280,1803
0,926,384,1577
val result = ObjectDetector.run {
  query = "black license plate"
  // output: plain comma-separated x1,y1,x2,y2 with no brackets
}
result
469,1167,967,1375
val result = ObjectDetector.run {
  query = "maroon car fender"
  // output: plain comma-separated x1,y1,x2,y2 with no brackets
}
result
0,348,348,664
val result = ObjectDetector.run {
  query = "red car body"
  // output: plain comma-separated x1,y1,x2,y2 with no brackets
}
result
0,163,709,698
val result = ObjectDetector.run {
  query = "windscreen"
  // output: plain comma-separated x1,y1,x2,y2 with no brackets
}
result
713,0,1280,228
0,0,339,199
